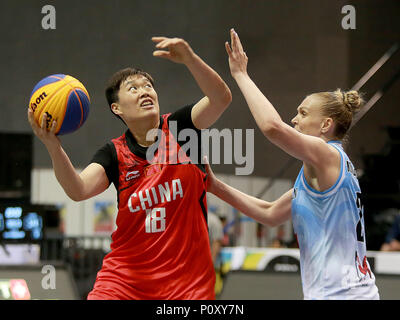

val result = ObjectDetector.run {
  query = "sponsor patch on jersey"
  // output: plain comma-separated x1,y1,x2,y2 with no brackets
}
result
125,170,140,181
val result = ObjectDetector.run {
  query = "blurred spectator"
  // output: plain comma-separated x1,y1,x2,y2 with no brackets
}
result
207,211,224,296
271,224,286,248
380,213,400,251
208,211,224,266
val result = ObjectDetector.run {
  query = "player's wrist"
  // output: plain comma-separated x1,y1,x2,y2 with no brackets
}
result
182,51,201,68
232,71,249,82
44,138,62,155
210,178,224,195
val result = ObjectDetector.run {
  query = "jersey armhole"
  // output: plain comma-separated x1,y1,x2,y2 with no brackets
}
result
109,141,119,191
300,144,346,198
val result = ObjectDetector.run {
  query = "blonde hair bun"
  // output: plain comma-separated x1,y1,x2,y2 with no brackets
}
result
343,90,364,114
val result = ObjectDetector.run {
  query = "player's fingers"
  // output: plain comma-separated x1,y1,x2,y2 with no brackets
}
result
232,30,245,54
27,108,43,135
225,41,232,57
153,50,171,59
203,156,213,175
154,37,179,48
151,36,168,43
156,38,182,50
27,108,34,124
234,32,245,53
154,39,171,49
230,29,237,52
40,113,47,130
28,114,38,130
50,120,57,134
27,109,38,131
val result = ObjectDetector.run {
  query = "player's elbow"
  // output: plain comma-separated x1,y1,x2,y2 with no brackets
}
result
260,120,284,140
258,202,278,227
262,201,286,228
67,193,84,202
266,219,281,228
223,87,233,107
213,87,232,111
65,188,87,202
262,213,279,228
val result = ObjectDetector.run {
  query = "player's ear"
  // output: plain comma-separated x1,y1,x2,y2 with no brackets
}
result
111,102,121,115
321,117,333,134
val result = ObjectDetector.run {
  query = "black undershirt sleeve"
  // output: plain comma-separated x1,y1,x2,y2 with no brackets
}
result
168,104,203,164
90,142,119,189
168,104,197,132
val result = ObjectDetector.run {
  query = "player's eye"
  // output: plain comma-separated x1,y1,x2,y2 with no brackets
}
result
129,86,137,91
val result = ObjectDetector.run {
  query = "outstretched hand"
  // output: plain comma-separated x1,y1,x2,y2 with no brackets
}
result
225,28,248,78
152,36,195,65
203,156,219,194
27,108,60,149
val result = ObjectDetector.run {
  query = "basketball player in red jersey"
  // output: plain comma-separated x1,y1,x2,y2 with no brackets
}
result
27,36,232,299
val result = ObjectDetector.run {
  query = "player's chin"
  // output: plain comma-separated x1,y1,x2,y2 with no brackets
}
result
140,104,157,111
139,105,160,117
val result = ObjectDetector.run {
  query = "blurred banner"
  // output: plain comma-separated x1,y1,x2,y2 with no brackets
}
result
219,247,400,275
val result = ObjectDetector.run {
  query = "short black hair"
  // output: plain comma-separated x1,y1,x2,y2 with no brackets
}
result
105,67,155,122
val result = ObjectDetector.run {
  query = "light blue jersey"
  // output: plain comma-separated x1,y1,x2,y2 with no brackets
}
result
292,141,379,300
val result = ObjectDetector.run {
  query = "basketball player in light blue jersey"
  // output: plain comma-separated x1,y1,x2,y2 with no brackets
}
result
205,29,379,300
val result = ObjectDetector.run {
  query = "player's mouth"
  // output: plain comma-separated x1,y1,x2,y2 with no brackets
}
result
140,99,155,109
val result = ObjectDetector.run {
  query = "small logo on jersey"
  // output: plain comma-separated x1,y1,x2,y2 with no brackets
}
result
126,170,140,181
356,252,372,279
346,160,357,177
292,188,298,199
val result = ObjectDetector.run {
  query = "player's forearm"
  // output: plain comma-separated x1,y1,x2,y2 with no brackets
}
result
46,144,86,201
233,73,283,135
185,53,232,108
212,178,274,226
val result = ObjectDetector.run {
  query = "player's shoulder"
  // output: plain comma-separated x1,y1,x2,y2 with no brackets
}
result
111,130,127,143
167,104,195,123
91,141,117,164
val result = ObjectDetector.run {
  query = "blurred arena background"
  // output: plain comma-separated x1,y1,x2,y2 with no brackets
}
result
0,0,399,300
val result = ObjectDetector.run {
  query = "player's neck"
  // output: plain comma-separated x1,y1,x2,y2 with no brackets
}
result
319,134,335,143
128,116,160,147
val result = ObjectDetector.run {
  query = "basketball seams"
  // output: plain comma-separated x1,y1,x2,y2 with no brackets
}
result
73,89,84,128
57,88,75,134
65,80,85,128
33,81,70,128
33,79,79,128
29,74,67,96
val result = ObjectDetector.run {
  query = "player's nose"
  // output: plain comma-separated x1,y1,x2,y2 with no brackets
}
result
139,91,150,99
291,115,298,126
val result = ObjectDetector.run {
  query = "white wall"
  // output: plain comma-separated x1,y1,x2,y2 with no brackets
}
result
31,168,294,247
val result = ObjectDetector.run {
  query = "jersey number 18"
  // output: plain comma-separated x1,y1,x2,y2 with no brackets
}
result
145,208,166,233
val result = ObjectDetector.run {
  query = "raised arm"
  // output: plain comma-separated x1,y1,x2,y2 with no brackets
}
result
225,29,336,169
28,109,109,201
205,157,292,227
152,36,232,129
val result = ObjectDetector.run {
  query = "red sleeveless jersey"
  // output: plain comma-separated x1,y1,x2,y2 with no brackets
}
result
87,114,215,300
